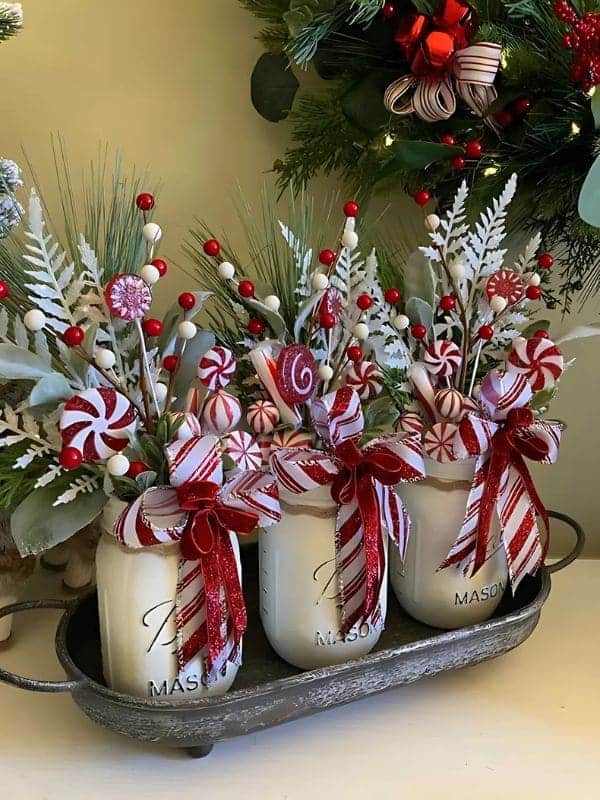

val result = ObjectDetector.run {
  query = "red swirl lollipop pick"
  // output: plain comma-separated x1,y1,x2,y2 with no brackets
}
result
105,274,152,321
485,269,525,306
506,336,564,392
275,344,318,405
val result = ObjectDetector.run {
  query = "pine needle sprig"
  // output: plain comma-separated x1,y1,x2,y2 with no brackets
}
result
0,3,22,43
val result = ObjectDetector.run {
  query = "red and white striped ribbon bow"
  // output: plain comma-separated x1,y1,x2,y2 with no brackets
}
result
114,435,280,678
442,408,561,589
271,387,425,633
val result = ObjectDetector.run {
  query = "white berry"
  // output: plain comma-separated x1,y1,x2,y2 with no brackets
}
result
527,272,541,286
24,309,46,331
95,348,116,370
140,264,161,285
154,382,168,404
353,322,369,341
318,363,334,381
218,261,235,280
264,295,281,312
178,320,197,340
342,230,359,250
489,295,508,314
393,313,410,331
424,213,440,232
106,454,130,477
142,222,162,243
312,273,329,291
449,259,466,280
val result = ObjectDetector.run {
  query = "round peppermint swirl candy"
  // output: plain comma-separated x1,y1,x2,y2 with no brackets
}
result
201,390,242,434
104,274,152,321
434,388,464,421
60,388,137,463
224,431,262,471
343,361,384,400
397,412,424,435
485,269,525,306
423,340,462,379
423,422,458,463
506,336,564,392
276,344,318,405
479,369,532,421
198,346,236,391
270,428,313,453
247,399,280,435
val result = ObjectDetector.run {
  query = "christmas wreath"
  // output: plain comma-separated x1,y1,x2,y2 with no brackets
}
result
243,0,600,305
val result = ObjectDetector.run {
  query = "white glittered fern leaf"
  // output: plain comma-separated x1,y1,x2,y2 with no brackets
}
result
463,173,516,280
279,221,314,299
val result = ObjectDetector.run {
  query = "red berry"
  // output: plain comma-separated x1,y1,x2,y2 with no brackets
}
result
320,312,336,329
0,281,8,300
356,293,373,311
534,329,550,339
347,346,363,362
343,200,360,217
478,325,494,340
59,447,83,471
162,355,179,372
151,258,168,277
384,287,401,304
62,326,84,347
127,460,149,479
495,110,514,128
526,285,542,300
238,280,255,298
142,318,163,337
465,140,483,159
382,1,395,18
411,324,427,340
452,155,466,170
203,239,221,257
414,189,431,206
439,294,456,312
178,292,196,310
319,249,336,266
440,134,456,145
136,193,155,211
538,253,554,269
247,318,265,336
513,97,532,116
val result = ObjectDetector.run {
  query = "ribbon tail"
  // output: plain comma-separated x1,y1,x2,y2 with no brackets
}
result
440,455,489,571
174,557,206,671
217,530,247,655
472,444,508,576
198,542,225,674
413,75,456,122
359,476,385,627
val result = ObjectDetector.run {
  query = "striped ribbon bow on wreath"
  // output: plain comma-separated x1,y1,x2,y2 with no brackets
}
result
270,387,425,633
114,435,280,679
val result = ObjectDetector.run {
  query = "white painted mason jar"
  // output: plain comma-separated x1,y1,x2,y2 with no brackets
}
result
259,485,387,669
390,458,508,629
96,497,240,700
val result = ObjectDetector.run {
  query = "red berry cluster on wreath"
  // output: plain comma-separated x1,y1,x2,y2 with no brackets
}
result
554,0,600,91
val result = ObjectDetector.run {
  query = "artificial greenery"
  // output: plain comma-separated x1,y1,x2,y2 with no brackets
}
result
0,3,22,43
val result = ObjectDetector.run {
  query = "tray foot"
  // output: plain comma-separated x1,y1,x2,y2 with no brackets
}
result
185,745,214,759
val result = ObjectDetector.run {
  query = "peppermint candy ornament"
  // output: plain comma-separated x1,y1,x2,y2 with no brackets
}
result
60,388,137,463
343,361,384,400
423,340,462,379
198,346,236,391
434,388,464,421
270,429,313,452
397,412,424,435
224,431,262,471
256,433,274,468
479,369,532,421
104,274,152,321
201,390,242,434
485,269,525,306
247,399,280,434
276,344,318,405
423,422,458,463
169,412,202,441
506,336,564,392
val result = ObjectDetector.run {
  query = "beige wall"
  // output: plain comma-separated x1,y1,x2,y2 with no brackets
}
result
1,0,598,557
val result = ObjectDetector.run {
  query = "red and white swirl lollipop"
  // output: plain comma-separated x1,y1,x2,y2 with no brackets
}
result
60,388,137,463
198,346,236,391
423,422,458,463
343,361,384,400
479,369,532,421
275,344,318,405
423,340,462,379
224,431,262,471
104,274,152,321
485,269,525,306
247,399,280,435
201,390,242,434
270,429,313,452
506,336,564,392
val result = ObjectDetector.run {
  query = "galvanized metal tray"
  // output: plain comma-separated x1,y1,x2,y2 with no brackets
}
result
0,511,583,758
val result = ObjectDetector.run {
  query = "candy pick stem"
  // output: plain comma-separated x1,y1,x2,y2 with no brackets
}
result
468,340,483,397
135,319,160,418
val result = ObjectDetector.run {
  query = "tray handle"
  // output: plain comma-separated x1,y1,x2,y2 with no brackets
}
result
0,599,84,693
546,510,585,574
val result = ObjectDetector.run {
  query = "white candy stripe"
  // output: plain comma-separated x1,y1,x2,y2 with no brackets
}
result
312,387,363,446
166,435,223,487
270,449,339,493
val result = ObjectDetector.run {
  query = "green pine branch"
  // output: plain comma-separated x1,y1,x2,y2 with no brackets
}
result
0,3,22,43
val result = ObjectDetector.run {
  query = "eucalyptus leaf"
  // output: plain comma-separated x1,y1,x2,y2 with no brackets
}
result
578,154,600,227
245,296,288,340
172,330,216,410
29,373,72,407
405,297,434,331
402,250,435,308
0,344,55,381
158,292,213,355
592,91,600,129
388,140,461,169
294,292,323,341
251,53,300,123
341,74,390,133
521,319,550,339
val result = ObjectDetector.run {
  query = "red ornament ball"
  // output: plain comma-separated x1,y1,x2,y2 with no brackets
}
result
320,311,336,329
238,280,255,298
203,239,221,257
135,193,155,211
538,252,554,269
356,293,373,311
414,189,431,206
411,324,427,340
0,281,8,300
452,155,466,170
59,447,83,471
162,355,179,373
347,346,363,362
526,285,542,300
62,326,85,347
343,200,360,217
513,97,532,116
142,318,163,337
178,292,196,310
478,325,494,340
151,258,168,277
534,329,550,339
439,295,456,312
127,460,149,479
319,249,336,266
384,287,401,304
382,2,395,18
247,318,265,336
495,110,514,128
440,134,456,145
465,140,483,159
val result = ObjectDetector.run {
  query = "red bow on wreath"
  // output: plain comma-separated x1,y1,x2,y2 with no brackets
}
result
384,0,501,122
